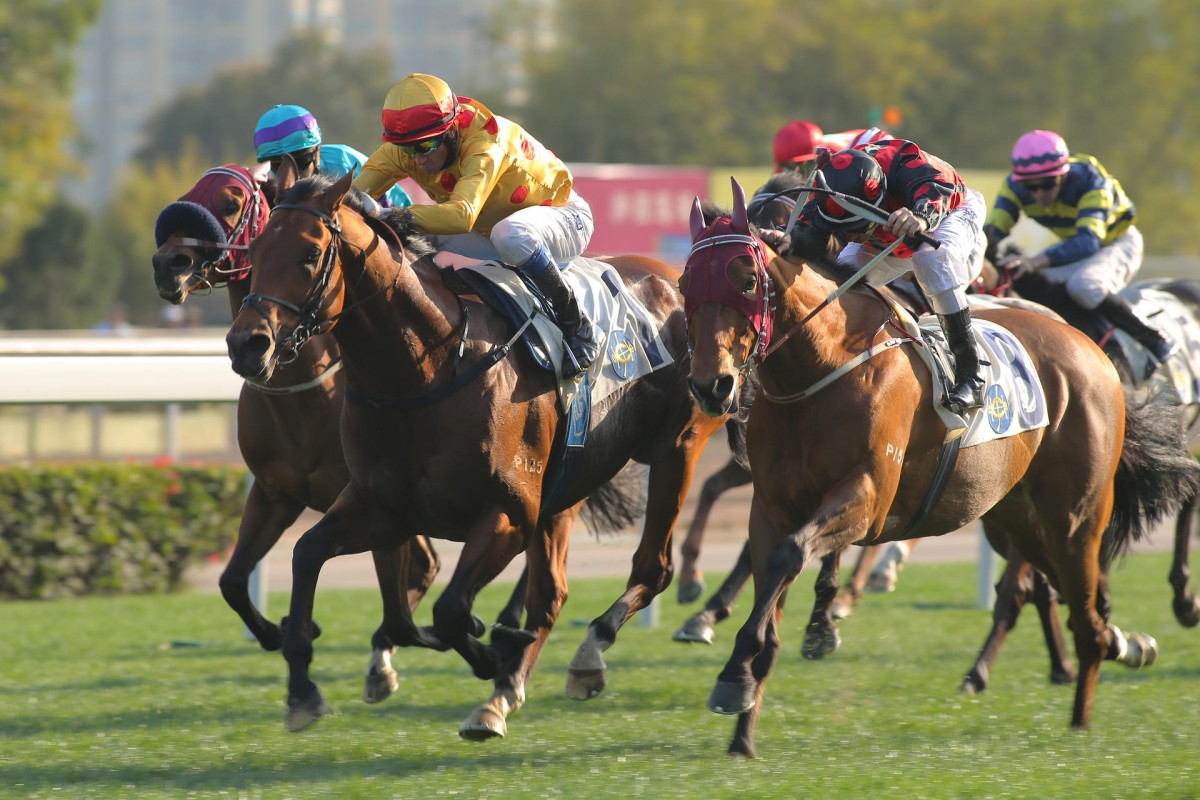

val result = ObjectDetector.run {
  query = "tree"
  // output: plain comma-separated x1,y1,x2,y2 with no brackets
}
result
0,0,101,271
136,33,398,169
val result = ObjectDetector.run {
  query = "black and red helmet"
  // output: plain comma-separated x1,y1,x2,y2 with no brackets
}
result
814,149,887,232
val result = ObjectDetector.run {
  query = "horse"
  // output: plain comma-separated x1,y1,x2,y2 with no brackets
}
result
673,175,933,652
680,179,1199,757
957,260,1200,693
223,170,727,738
150,163,443,704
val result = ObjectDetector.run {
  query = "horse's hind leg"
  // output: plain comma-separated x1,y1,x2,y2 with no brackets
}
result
567,443,706,700
461,511,574,741
1031,568,1075,684
673,539,752,644
962,553,1037,693
1170,494,1200,627
677,459,751,604
363,536,445,705
218,481,305,651
801,551,841,659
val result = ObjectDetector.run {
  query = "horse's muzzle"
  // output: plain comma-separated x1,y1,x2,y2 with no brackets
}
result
151,250,197,303
226,328,275,381
687,375,739,417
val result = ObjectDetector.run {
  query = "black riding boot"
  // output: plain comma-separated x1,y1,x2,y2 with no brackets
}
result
1097,293,1177,364
524,250,601,377
940,309,985,413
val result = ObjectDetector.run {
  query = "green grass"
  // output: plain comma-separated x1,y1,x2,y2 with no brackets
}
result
2,553,1198,799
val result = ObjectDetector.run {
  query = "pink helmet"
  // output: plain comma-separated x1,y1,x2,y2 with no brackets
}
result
1010,130,1070,181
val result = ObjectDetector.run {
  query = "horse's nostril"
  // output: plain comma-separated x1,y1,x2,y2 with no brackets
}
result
714,375,735,401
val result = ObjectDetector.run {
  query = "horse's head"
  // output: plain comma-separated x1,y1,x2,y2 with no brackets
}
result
225,170,357,382
679,178,773,416
151,164,269,302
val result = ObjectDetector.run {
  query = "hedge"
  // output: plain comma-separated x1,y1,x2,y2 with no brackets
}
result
0,462,247,599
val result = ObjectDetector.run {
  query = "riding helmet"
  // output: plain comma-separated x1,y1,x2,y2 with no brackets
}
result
813,148,887,232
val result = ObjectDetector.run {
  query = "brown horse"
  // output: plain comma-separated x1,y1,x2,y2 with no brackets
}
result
223,171,726,738
681,180,1198,756
150,163,442,703
958,262,1200,693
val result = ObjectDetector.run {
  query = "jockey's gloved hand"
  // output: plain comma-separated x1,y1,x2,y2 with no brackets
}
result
359,193,387,218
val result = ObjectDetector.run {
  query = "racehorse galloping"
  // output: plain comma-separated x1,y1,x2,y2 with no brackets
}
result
681,180,1198,757
151,162,440,704
224,171,726,738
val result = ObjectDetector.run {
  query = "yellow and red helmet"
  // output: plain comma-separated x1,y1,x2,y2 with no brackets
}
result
381,73,461,144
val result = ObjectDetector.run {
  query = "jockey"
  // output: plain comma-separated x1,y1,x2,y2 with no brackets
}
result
793,141,988,413
773,120,892,175
352,73,600,377
983,130,1176,364
253,104,412,209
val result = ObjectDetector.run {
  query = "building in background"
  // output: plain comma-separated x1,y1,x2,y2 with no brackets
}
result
70,0,510,206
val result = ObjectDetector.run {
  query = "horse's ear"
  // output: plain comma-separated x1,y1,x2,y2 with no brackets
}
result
274,154,298,204
731,177,748,232
324,171,355,214
689,196,706,242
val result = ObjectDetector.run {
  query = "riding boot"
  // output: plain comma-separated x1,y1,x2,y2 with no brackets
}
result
939,309,985,413
1096,293,1178,364
521,247,602,377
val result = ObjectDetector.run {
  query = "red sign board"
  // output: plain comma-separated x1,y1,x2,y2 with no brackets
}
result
569,164,709,266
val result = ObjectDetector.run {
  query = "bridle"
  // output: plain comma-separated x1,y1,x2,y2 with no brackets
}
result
178,166,266,288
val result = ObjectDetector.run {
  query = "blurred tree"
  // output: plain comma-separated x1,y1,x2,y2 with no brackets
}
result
135,33,396,168
0,199,106,329
0,0,101,271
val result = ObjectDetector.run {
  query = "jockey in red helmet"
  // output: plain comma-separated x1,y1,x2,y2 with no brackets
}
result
773,120,893,175
983,130,1176,364
795,140,988,413
353,74,600,377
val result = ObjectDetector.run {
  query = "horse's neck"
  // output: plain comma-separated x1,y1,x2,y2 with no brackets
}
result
764,259,876,387
335,239,461,395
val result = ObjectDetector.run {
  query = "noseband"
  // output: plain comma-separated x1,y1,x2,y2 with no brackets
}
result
239,203,343,363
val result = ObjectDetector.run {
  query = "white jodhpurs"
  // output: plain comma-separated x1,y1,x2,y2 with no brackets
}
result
839,188,986,315
431,191,594,269
1040,226,1143,310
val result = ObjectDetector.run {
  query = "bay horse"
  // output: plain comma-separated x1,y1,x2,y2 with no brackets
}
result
681,179,1199,756
674,177,933,653
223,171,726,738
150,162,442,704
958,261,1200,693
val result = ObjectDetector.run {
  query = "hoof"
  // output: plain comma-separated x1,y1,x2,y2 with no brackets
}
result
363,664,398,704
1173,597,1200,628
708,680,755,715
286,691,330,732
565,667,607,700
829,599,854,621
1121,632,1158,668
960,670,986,695
1050,667,1076,685
800,622,840,660
677,579,706,605
672,612,715,644
459,707,507,741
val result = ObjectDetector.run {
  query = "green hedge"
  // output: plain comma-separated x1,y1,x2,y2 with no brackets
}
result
0,463,247,599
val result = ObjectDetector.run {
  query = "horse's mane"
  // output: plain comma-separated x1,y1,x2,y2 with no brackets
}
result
281,175,437,260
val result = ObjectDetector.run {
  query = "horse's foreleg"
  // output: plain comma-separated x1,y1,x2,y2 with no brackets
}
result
494,563,529,630
673,539,752,645
962,553,1036,693
677,460,752,604
461,511,573,740
1170,494,1200,627
1031,568,1075,685
728,601,784,759
831,544,879,620
801,551,841,659
567,449,698,700
284,486,383,732
219,482,305,651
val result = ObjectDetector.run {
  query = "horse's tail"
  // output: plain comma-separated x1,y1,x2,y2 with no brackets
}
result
1103,383,1200,565
579,463,647,538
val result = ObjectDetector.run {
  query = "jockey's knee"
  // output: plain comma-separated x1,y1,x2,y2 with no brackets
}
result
1063,275,1106,310
490,218,539,266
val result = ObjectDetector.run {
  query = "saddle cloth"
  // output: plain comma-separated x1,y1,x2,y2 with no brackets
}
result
893,308,1051,448
1111,287,1200,406
434,252,674,414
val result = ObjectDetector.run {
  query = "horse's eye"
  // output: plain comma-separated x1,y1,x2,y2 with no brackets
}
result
742,275,758,294
304,245,321,265
222,200,240,217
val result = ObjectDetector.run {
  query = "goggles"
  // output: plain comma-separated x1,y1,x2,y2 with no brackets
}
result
1020,177,1060,192
398,135,445,157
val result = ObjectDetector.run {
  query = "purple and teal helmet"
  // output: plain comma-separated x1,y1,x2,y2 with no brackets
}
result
254,104,322,162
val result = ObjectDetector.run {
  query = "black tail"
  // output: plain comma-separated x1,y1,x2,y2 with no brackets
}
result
579,463,647,537
1103,383,1200,565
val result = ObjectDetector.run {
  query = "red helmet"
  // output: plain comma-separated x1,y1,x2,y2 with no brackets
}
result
381,73,461,144
773,120,825,165
813,149,887,233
